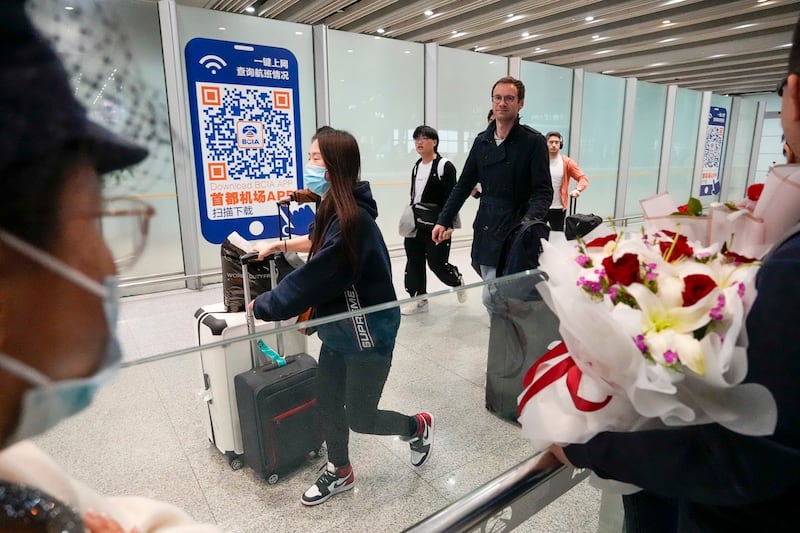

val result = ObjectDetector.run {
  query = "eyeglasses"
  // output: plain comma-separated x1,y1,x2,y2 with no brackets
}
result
777,75,788,97
99,196,155,270
492,94,517,103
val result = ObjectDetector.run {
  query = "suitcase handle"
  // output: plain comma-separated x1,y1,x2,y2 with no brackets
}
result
569,195,577,216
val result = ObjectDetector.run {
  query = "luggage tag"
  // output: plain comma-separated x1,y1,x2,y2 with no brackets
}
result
257,339,287,367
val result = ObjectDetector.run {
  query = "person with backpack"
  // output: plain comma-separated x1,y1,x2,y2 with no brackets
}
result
400,125,466,315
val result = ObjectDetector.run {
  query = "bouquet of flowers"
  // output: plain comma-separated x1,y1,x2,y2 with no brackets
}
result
517,224,778,449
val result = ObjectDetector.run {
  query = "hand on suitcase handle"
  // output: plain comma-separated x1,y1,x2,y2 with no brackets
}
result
240,252,260,263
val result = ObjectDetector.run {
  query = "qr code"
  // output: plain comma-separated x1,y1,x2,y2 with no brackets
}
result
196,82,297,182
703,125,724,170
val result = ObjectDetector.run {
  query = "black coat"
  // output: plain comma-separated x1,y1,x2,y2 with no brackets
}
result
437,122,552,268
410,154,457,207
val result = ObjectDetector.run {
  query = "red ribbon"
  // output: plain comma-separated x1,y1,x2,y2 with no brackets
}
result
517,341,612,416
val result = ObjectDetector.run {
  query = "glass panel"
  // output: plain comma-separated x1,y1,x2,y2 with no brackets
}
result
28,0,183,283
724,98,758,202
327,31,425,250
31,269,565,531
667,88,702,202
176,6,317,276
578,72,626,219
437,48,508,245
519,61,573,150
755,116,785,180
624,81,667,217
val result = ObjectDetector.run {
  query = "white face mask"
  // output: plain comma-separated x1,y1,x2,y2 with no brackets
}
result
0,230,122,445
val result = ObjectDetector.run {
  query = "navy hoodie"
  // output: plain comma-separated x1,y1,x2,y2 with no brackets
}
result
252,181,400,354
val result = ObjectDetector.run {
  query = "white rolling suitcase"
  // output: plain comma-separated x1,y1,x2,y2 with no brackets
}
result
195,259,307,470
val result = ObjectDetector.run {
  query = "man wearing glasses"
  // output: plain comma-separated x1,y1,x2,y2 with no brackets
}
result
432,76,552,310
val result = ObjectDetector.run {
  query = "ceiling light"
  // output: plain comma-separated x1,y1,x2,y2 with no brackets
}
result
451,32,467,38
424,10,434,16
507,13,514,17
585,16,595,21
522,32,530,37
377,28,385,33
218,27,226,31
733,23,757,29
451,30,458,34
592,35,600,39
404,50,411,54
662,20,671,24
662,0,687,5
245,6,255,12
778,43,792,48
295,31,303,35
506,15,525,23
708,54,727,58
659,38,678,43
64,5,74,9
602,70,616,74
594,49,614,55
648,62,668,67
474,46,487,51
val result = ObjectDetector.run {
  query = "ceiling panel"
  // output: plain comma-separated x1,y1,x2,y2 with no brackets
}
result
180,0,799,95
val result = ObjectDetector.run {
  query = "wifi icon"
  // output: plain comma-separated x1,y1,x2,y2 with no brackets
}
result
199,54,227,74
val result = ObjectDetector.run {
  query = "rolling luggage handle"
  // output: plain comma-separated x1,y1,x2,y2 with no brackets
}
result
240,252,287,369
569,195,577,216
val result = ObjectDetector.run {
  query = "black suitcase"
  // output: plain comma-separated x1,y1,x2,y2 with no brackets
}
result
565,196,602,240
234,352,323,483
486,273,561,422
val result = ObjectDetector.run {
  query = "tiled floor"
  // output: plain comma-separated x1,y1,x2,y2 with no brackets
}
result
32,246,607,532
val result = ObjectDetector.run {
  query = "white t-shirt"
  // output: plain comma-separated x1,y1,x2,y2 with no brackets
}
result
549,156,564,209
414,161,432,204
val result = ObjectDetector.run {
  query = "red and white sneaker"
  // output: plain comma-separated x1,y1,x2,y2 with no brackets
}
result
409,413,435,467
301,463,354,506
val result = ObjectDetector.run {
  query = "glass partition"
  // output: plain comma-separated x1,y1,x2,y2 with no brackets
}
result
327,30,425,250
519,61,574,151
29,0,183,282
578,72,626,219
624,81,667,217
667,88,702,201
176,6,317,274
436,47,508,244
30,267,602,531
724,98,758,202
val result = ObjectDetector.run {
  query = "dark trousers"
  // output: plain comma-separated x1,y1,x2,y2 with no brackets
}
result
316,343,415,468
622,491,679,533
545,208,566,231
404,230,462,297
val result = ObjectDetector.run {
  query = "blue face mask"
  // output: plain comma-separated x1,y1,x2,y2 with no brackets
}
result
304,164,329,196
0,230,122,445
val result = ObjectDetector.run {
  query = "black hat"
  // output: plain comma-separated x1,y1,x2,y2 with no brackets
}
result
0,0,147,175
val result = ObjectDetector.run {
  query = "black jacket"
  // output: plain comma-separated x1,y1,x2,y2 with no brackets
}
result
564,231,800,531
437,121,552,268
253,181,400,353
410,154,457,208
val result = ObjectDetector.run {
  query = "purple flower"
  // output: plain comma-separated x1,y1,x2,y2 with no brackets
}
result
663,350,678,364
709,295,726,321
575,254,591,267
633,334,648,355
607,286,619,301
737,282,746,299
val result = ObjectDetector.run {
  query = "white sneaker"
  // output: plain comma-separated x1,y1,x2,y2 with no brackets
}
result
456,277,468,303
401,299,429,315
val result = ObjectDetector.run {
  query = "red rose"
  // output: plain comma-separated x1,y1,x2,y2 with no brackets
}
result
682,274,717,307
602,253,642,286
659,233,694,262
677,204,689,213
586,234,618,248
747,183,764,201
723,250,757,265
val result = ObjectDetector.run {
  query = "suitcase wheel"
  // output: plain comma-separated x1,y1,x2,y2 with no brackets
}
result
267,473,279,485
315,446,326,458
230,457,244,471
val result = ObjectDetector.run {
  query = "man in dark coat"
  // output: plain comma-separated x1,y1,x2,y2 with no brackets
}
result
432,76,552,311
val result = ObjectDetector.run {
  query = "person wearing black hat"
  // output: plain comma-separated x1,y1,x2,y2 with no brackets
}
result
535,13,800,532
0,1,220,531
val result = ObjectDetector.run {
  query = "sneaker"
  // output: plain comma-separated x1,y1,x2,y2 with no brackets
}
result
408,413,435,467
401,299,429,315
300,463,355,506
456,276,468,303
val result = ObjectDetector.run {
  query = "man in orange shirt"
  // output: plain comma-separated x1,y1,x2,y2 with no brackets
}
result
545,131,589,231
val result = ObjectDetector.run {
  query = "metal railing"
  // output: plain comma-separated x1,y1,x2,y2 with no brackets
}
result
404,456,589,532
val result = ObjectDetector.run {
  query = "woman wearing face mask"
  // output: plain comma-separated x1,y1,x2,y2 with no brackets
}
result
249,128,435,506
253,126,333,259
0,2,221,531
